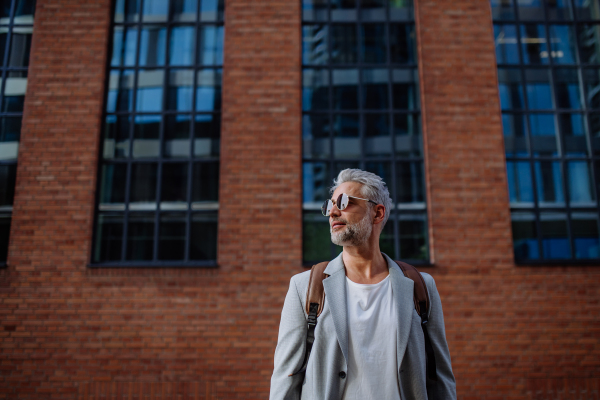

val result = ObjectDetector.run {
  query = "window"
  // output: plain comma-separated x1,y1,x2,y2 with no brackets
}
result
302,0,428,264
492,0,600,262
0,0,35,265
92,0,223,266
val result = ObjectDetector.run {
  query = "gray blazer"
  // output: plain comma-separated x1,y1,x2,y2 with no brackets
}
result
270,253,457,400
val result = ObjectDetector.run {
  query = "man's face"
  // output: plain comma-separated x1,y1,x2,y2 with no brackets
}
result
329,181,374,247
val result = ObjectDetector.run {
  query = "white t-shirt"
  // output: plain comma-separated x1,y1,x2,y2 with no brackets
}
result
342,275,401,400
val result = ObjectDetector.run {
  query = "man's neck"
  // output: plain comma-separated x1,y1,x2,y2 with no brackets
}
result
342,242,389,285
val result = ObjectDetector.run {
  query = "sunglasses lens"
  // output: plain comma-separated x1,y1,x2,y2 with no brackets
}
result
338,193,349,210
321,200,334,216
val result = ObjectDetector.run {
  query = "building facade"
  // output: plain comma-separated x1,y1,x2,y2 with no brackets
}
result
1,0,599,399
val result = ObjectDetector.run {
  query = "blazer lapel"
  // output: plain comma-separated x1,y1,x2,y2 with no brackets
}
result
323,253,349,365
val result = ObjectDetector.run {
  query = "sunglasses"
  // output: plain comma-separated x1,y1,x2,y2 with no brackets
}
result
321,193,378,216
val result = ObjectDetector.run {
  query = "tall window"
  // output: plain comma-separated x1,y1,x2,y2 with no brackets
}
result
493,0,600,262
302,0,427,264
0,0,35,265
93,0,223,266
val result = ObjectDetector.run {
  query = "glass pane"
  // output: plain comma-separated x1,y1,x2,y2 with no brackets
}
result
517,0,544,21
303,211,331,262
106,69,134,113
547,0,574,20
192,162,219,203
529,113,558,156
572,213,600,259
2,72,27,112
99,163,127,205
364,114,391,156
114,0,141,22
332,69,359,110
190,212,218,260
491,0,516,21
525,68,553,110
331,24,357,63
139,26,166,67
93,214,123,262
396,161,424,204
0,116,20,161
303,25,328,65
494,24,520,64
200,0,224,22
549,25,577,64
392,69,419,110
334,161,360,175
8,29,32,67
333,114,360,158
136,70,164,112
577,24,600,64
554,68,582,109
359,0,385,21
589,114,600,153
502,113,528,156
103,115,130,159
394,114,421,156
560,113,588,156
142,0,168,22
14,0,36,19
399,213,427,260
198,25,224,66
498,68,524,110
365,161,392,190
520,24,548,64
511,212,539,260
126,214,154,261
133,114,160,158
379,218,395,259
167,69,194,111
0,164,16,206
164,115,191,158
303,68,330,111
169,26,195,66
567,161,596,205
361,24,386,63
0,33,6,67
158,214,186,260
390,24,415,64
540,212,570,259
161,163,188,205
119,27,138,67
390,0,414,21
506,161,534,205
535,161,565,205
583,68,600,109
194,114,220,157
171,0,198,22
304,0,329,22
129,163,157,205
303,162,330,207
0,214,10,263
574,0,600,20
362,69,388,109
196,69,222,111
303,114,330,159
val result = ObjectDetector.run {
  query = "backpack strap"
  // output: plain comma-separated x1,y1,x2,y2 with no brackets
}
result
289,261,329,377
395,260,438,381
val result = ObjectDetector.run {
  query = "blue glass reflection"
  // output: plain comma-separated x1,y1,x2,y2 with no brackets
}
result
567,162,596,205
526,81,553,110
507,161,534,204
511,212,539,260
555,69,583,109
196,69,221,111
168,70,194,111
572,213,600,259
199,26,224,65
170,26,195,66
529,113,557,156
303,162,330,204
535,162,565,205
550,25,576,64
139,26,166,66
136,70,164,112
494,24,519,64
540,213,570,259
200,0,224,22
498,69,525,109
303,69,329,111
143,0,168,21
521,25,547,64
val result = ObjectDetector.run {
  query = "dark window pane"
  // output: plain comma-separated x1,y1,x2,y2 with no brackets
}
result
379,218,395,258
164,114,191,158
525,68,553,109
136,70,164,112
303,68,330,111
511,212,539,260
506,161,534,205
142,0,168,22
2,73,27,112
572,213,600,259
304,0,328,21
547,0,574,20
364,114,391,156
130,163,157,204
396,161,424,204
0,116,21,143
494,24,520,64
190,212,218,260
126,214,154,261
0,33,7,66
14,0,35,17
390,0,413,21
8,31,32,67
303,114,330,159
535,161,565,205
171,0,197,22
362,68,388,109
359,0,385,22
583,68,600,109
192,162,219,203
170,26,195,66
196,69,222,111
0,164,17,206
498,68,525,110
331,24,357,63
567,161,596,205
93,214,123,262
303,162,330,205
158,214,186,260
303,25,328,65
529,113,558,156
390,24,415,64
394,114,422,156
518,0,544,21
502,113,528,156
491,0,516,21
139,26,166,67
399,214,427,260
361,24,386,63
99,163,127,205
549,25,577,64
200,0,224,22
104,115,130,159
303,211,331,263
133,114,160,158
332,69,358,110
555,68,583,109
334,161,360,174
560,113,588,156
392,69,419,110
365,161,392,190
0,214,10,263
575,0,600,20
161,162,188,204
114,0,141,23
106,69,134,113
198,25,224,66
194,114,220,157
592,114,600,154
520,24,548,64
113,27,138,67
331,0,356,21
333,114,360,158
167,69,194,111
540,213,570,259
578,24,600,64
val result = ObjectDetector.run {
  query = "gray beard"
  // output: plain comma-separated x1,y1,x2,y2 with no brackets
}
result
330,213,373,247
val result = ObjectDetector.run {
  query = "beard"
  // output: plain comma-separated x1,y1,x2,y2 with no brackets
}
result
330,212,373,247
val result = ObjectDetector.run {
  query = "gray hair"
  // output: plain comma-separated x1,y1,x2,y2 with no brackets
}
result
330,169,392,228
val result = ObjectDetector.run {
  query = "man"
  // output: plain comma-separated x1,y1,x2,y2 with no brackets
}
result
270,169,456,400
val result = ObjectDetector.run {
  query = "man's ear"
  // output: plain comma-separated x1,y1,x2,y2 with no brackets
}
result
373,204,386,225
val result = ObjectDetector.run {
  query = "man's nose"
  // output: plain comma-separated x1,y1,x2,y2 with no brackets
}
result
329,202,342,217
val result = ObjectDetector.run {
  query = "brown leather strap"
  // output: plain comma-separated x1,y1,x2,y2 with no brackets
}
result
305,261,329,316
395,260,429,317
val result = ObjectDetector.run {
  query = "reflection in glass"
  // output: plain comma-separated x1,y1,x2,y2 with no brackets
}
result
194,114,220,157
130,163,157,204
172,0,197,22
167,69,194,111
0,164,16,206
136,70,164,112
390,24,415,64
143,0,168,22
139,26,166,66
392,69,419,110
170,26,195,66
502,113,528,155
332,69,359,110
517,0,544,21
560,113,588,155
577,24,600,64
199,26,224,65
164,114,191,158
549,25,577,64
554,68,582,109
190,213,218,260
200,0,224,22
106,70,134,113
303,69,330,111
365,114,391,156
535,161,565,205
196,69,222,111
361,24,386,63
583,68,600,109
133,114,160,158
540,213,570,259
303,114,330,159
567,162,596,205
303,211,330,262
575,0,600,20
529,113,557,156
126,214,154,261
161,163,188,205
303,25,328,65
390,0,413,21
498,68,524,109
365,161,392,192
521,24,547,64
491,0,515,21
494,24,520,64
99,164,126,205
8,29,32,67
333,114,360,158
547,0,574,20
394,114,421,156
192,162,219,203
362,69,388,109
511,212,539,260
14,0,36,19
158,214,186,260
114,0,141,23
359,0,385,21
2,73,27,112
506,161,534,205
0,117,21,161
572,213,600,259
331,24,357,63
104,115,130,159
94,214,123,262
303,0,328,22
303,162,330,206
399,214,427,260
525,69,553,109
396,162,424,204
